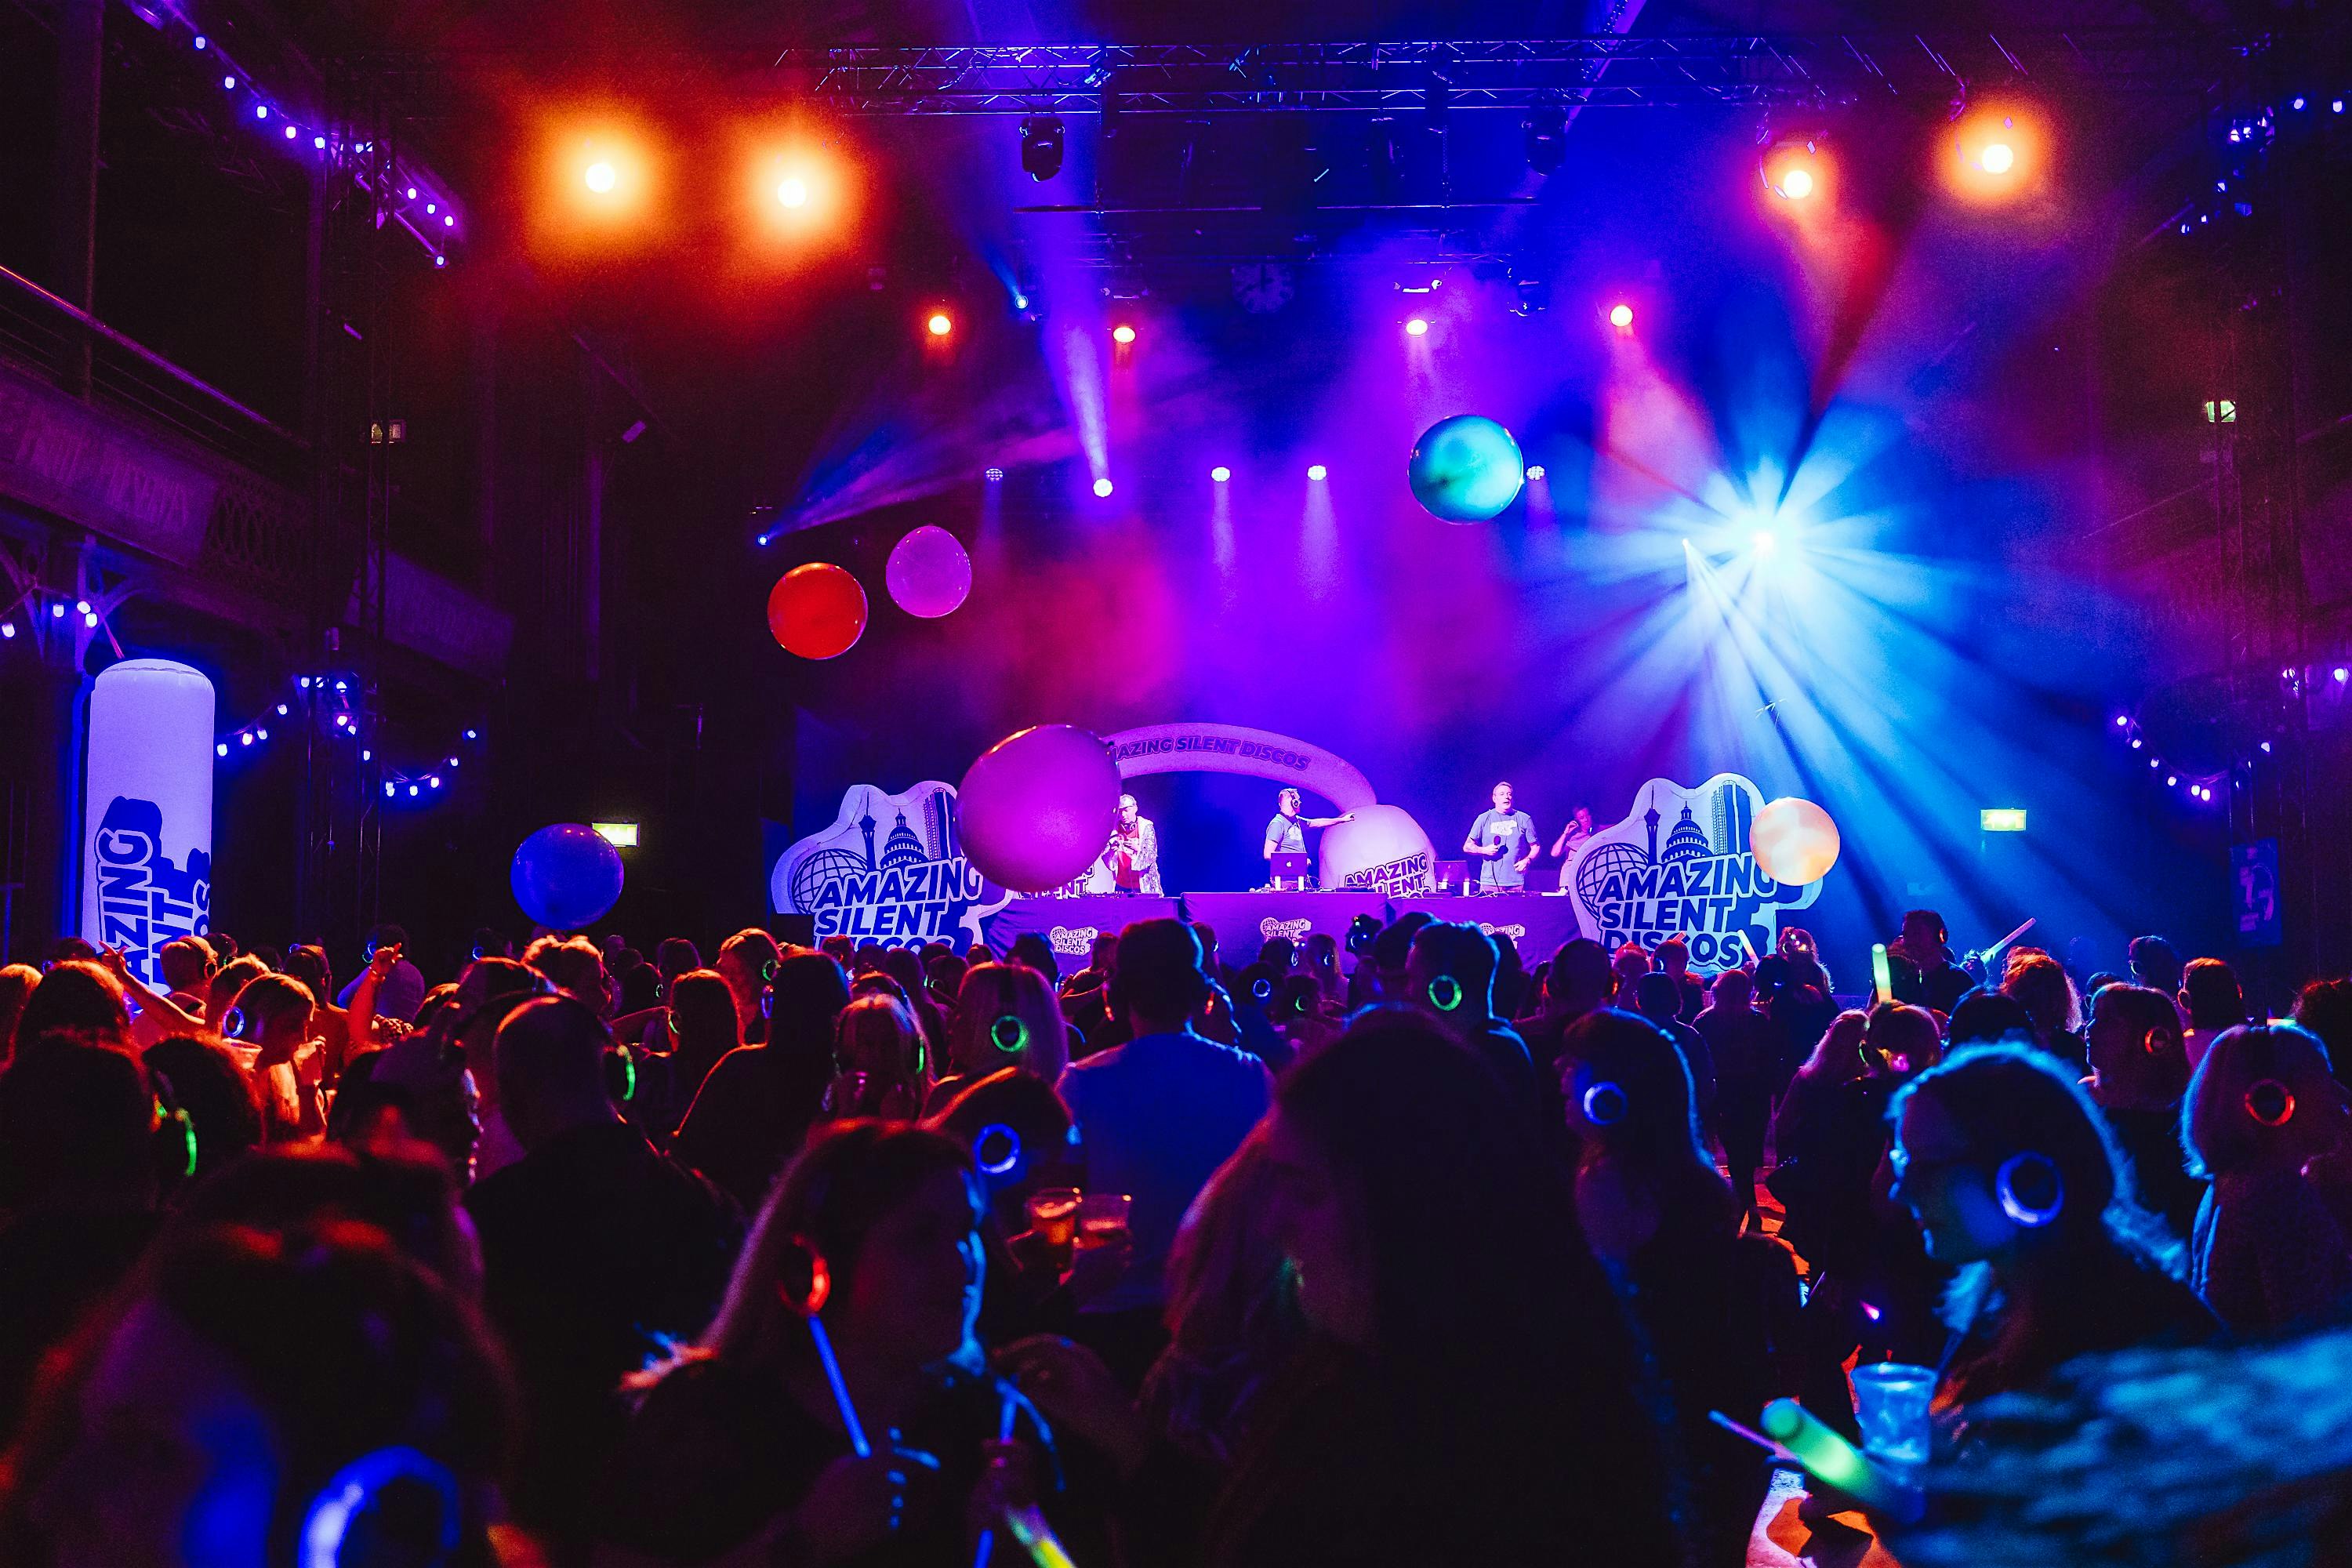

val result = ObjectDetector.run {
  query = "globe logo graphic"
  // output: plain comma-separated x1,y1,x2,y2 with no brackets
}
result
791,847,871,911
1575,840,1651,912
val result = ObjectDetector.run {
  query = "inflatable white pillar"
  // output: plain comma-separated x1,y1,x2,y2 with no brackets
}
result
81,659,215,986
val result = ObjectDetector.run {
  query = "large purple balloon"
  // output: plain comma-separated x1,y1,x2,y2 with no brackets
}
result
510,823,626,930
885,525,973,619
956,725,1121,893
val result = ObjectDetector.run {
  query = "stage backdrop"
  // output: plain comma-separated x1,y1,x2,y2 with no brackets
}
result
81,658,215,985
1563,773,1824,973
771,781,1010,950
1102,722,1436,896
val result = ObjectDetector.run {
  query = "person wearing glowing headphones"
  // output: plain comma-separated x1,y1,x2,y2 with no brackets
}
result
1887,1041,2213,1415
1404,921,1538,1109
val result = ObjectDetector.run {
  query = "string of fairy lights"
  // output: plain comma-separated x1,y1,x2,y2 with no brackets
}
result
216,673,482,808
160,5,460,268
2105,659,2352,809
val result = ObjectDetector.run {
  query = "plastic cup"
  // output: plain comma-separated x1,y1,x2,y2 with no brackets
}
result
1850,1363,1936,1467
1025,1187,1080,1247
1075,1192,1132,1250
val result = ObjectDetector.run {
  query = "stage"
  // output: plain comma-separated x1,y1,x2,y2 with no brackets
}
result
980,891,1586,978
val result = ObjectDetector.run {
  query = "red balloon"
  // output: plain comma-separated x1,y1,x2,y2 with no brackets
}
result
768,564,869,659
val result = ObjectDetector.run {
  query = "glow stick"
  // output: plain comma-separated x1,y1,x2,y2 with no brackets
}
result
1001,1504,1079,1568
1871,943,1893,1006
806,1315,870,1459
973,1395,1022,1568
1979,916,2035,965
1759,1399,1923,1523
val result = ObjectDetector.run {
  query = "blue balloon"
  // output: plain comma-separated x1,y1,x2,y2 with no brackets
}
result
510,823,626,930
1408,415,1525,522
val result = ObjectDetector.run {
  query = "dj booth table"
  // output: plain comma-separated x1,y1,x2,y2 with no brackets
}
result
981,892,1587,979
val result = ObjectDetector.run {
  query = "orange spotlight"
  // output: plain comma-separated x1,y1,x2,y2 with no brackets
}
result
1607,302,1635,330
555,127,653,223
1760,137,1828,205
926,310,953,337
1111,323,1136,344
731,125,859,267
1947,103,2045,203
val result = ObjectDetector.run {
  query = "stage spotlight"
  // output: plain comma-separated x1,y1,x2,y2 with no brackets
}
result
1607,302,1634,329
1751,528,1777,553
1405,317,1429,336
1949,105,2042,202
1210,466,1231,482
775,176,808,208
1307,463,1328,481
1761,137,1823,202
926,311,953,337
1020,115,1066,181
1526,464,1547,481
984,466,1005,483
1093,477,1114,497
1112,324,1136,344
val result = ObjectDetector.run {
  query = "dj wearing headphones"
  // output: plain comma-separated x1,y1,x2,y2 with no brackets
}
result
1887,1041,2215,1414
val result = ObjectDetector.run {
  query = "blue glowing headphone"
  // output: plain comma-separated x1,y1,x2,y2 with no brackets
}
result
1426,975,1465,1013
299,1446,462,1568
990,1014,1030,1054
1580,1079,1629,1127
1250,976,1276,1004
975,1123,1023,1178
1994,1152,2063,1228
220,1007,251,1041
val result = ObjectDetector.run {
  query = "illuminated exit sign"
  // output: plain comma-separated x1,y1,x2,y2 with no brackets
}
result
591,822,639,848
1980,808,2027,833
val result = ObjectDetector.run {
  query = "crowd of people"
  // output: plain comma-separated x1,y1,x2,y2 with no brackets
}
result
1,907,2350,1566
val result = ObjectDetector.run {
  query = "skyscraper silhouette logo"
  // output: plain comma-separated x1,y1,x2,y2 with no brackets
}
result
774,782,1008,950
1564,774,1824,972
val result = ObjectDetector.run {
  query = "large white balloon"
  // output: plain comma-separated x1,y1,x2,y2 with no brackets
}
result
83,659,216,987
1317,804,1437,896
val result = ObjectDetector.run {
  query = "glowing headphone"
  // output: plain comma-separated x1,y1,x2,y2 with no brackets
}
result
775,1232,833,1317
989,1014,1030,1054
764,958,781,983
361,940,378,961
760,987,775,1021
1250,977,1276,1004
1580,1080,1629,1127
2245,1079,2296,1127
1994,1152,2064,1228
220,1007,252,1041
154,1094,197,1181
605,1045,637,1104
469,944,492,962
299,1446,463,1568
1426,975,1465,1013
974,1123,1023,1178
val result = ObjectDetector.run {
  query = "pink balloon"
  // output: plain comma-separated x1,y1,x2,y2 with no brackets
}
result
956,725,1121,893
1750,797,1841,885
885,525,973,619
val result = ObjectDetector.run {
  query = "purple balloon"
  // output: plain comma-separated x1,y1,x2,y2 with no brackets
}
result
510,823,626,929
956,725,1120,893
885,525,973,619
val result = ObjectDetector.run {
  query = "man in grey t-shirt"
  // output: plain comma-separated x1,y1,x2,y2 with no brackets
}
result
1262,786,1354,889
1464,781,1540,891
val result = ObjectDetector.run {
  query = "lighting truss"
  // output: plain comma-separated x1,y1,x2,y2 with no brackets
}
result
743,33,2235,115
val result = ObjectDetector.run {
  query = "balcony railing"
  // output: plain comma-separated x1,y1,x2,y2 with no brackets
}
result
0,262,310,491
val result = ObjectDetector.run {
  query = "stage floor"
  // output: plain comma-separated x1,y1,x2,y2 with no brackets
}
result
982,891,1584,978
